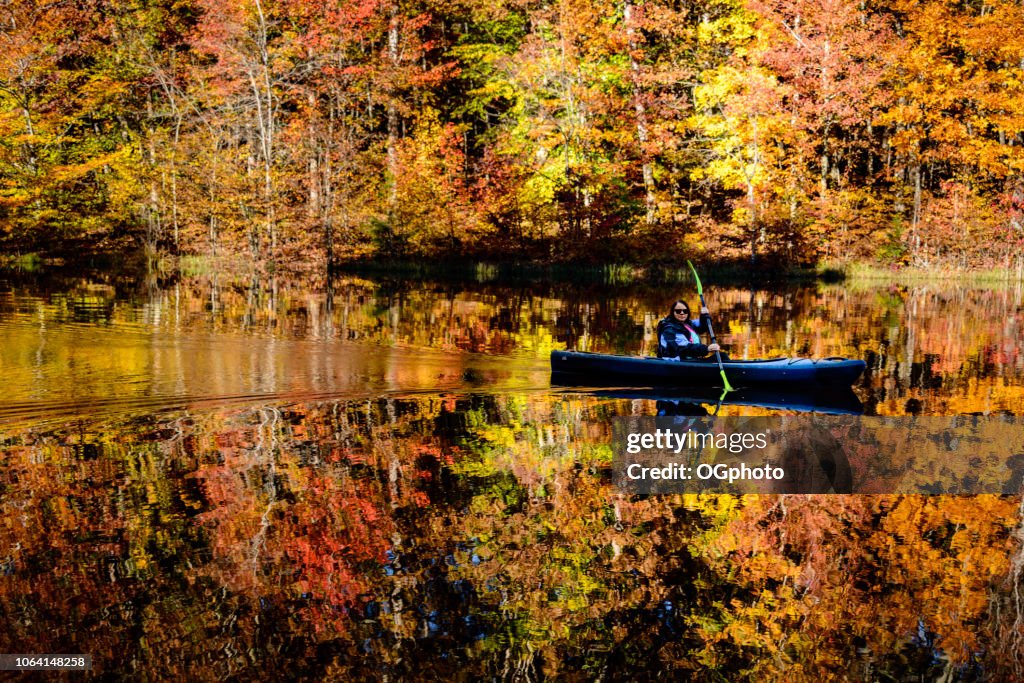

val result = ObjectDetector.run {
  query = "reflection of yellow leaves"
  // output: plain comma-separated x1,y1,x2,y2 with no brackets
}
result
728,320,748,335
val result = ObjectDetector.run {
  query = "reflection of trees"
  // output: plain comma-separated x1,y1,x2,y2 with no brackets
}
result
3,394,1023,678
4,273,1023,415
0,420,210,677
700,495,1019,679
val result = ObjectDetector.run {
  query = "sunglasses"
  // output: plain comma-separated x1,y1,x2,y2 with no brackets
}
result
674,308,689,314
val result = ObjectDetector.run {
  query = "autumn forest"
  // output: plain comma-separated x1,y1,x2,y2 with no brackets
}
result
6,0,1024,678
2,0,1024,267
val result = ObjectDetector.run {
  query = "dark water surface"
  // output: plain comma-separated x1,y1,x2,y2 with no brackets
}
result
2,269,1024,680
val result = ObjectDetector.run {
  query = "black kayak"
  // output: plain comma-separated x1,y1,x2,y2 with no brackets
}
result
550,350,865,388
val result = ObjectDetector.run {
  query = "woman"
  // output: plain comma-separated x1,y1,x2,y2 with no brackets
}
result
656,300,721,360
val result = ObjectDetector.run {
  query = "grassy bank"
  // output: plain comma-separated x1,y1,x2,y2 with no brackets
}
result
7,249,1024,289
832,261,1024,286
0,252,43,272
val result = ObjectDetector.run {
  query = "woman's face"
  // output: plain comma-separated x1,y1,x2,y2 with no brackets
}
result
673,303,690,320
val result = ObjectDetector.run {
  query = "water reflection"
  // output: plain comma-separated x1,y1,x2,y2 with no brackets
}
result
592,387,865,415
2,270,1024,421
1,394,1021,679
1,268,1024,679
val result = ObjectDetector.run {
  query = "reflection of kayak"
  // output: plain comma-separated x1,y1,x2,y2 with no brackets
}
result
550,350,865,388
583,387,864,415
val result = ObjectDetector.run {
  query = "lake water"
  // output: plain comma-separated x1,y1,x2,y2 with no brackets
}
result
2,268,1023,679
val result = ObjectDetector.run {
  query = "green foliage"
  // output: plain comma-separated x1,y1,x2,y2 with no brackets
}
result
878,217,909,264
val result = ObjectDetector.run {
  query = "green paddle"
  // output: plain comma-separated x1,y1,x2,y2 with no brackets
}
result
687,260,734,392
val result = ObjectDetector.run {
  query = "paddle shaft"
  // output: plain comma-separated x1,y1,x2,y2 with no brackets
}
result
696,291,731,375
696,294,722,359
687,260,734,391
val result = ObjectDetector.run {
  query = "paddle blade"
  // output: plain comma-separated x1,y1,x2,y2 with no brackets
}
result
687,260,703,296
720,369,735,392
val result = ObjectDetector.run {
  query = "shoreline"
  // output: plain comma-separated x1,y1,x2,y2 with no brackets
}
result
3,250,1023,286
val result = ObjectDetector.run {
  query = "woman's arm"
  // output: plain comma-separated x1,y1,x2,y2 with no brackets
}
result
678,342,710,358
660,330,679,358
695,311,712,335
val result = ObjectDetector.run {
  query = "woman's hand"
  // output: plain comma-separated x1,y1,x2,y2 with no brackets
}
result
700,306,710,314
708,343,720,352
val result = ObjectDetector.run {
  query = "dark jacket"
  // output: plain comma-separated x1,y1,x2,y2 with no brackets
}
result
657,313,711,359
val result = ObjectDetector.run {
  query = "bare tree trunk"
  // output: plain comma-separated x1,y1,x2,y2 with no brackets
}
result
866,121,874,178
249,0,276,260
387,5,400,214
18,88,38,175
172,115,181,250
747,117,762,264
308,93,320,221
748,179,758,265
624,2,656,225
146,52,184,252
820,38,830,201
323,101,337,266
820,148,829,199
145,94,162,255
912,161,922,232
